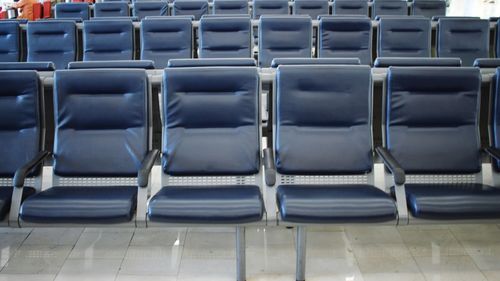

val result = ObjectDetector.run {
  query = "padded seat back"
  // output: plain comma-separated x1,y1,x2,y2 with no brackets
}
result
497,20,500,58
275,65,373,174
83,19,134,61
172,0,208,20
0,21,20,62
437,18,489,66
378,17,431,58
133,1,167,19
293,0,328,19
385,67,481,174
27,21,77,70
94,2,130,17
259,16,312,67
53,69,149,176
412,0,446,18
55,3,90,20
253,0,289,19
199,16,251,58
140,18,192,69
372,0,408,19
0,71,41,177
333,0,368,16
213,0,248,14
491,68,500,170
319,16,372,65
163,67,259,175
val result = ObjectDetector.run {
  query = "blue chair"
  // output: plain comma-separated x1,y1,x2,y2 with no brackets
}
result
374,57,461,67
372,0,408,19
199,16,252,58
273,65,397,280
0,62,55,71
437,18,490,66
271,57,361,67
172,0,208,20
333,0,368,16
213,0,248,14
411,0,446,18
133,1,168,19
497,20,500,58
148,66,264,281
83,19,134,61
68,60,155,69
55,3,90,21
27,21,77,70
319,16,372,65
293,0,329,19
488,68,500,187
18,69,157,226
167,58,256,67
252,0,289,19
378,17,431,58
94,2,130,17
259,16,312,67
0,22,20,62
0,70,45,226
140,18,192,69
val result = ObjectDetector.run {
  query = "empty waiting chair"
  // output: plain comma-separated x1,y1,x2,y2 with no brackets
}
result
199,16,252,58
378,17,431,58
0,21,20,62
411,0,446,18
319,16,372,65
213,0,248,14
333,0,368,16
94,2,130,17
27,21,77,70
372,0,408,19
140,18,192,69
133,1,168,19
253,0,289,19
0,71,44,225
55,3,90,20
293,0,328,19
437,18,489,66
172,0,208,20
259,16,312,67
18,69,156,225
83,19,134,61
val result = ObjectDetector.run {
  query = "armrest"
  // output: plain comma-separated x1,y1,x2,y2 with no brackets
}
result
138,149,160,188
13,151,51,188
263,148,276,186
375,147,406,185
485,147,500,162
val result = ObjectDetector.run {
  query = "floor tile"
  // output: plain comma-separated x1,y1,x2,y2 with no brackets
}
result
22,228,83,246
115,275,177,281
1,245,72,274
68,231,133,259
177,258,235,281
345,226,404,244
119,246,182,276
131,228,187,247
399,229,466,257
414,255,488,281
0,274,56,281
183,231,235,259
54,258,122,281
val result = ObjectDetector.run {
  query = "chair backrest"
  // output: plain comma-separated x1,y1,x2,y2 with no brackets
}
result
0,21,20,62
412,0,446,18
83,19,134,61
133,1,167,19
497,20,500,58
378,17,431,58
55,3,90,20
271,57,361,67
253,0,289,19
162,67,260,176
372,0,408,19
275,65,373,174
0,70,42,177
319,16,372,65
53,69,149,177
94,2,130,17
385,67,481,174
293,0,328,19
491,68,500,170
140,18,192,69
259,16,312,67
333,0,368,16
167,58,256,67
172,0,208,20
437,18,490,66
213,0,248,14
199,16,251,58
27,21,77,70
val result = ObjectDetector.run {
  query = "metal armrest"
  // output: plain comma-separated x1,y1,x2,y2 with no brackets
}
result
485,147,500,162
13,151,51,188
137,149,160,188
263,148,276,186
375,147,406,185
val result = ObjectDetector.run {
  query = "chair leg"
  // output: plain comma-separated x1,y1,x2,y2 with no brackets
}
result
296,226,307,281
236,226,246,281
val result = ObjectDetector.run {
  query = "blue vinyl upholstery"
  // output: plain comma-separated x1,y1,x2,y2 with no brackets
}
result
27,21,77,70
94,2,130,17
372,0,408,19
0,22,20,62
133,1,167,19
437,18,490,66
0,62,55,71
259,16,312,67
497,20,500,58
333,0,368,16
68,60,155,69
491,68,500,170
172,0,208,20
374,57,461,67
83,20,134,61
378,17,431,58
167,58,256,67
271,57,360,67
199,16,252,58
293,0,329,19
213,0,248,14
412,0,446,18
55,3,90,20
473,58,500,68
319,16,372,65
253,0,289,19
140,18,192,69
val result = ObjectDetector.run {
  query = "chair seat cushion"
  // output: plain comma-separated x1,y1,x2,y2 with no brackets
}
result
0,186,36,220
277,184,397,223
148,185,264,224
19,186,137,224
393,184,500,220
